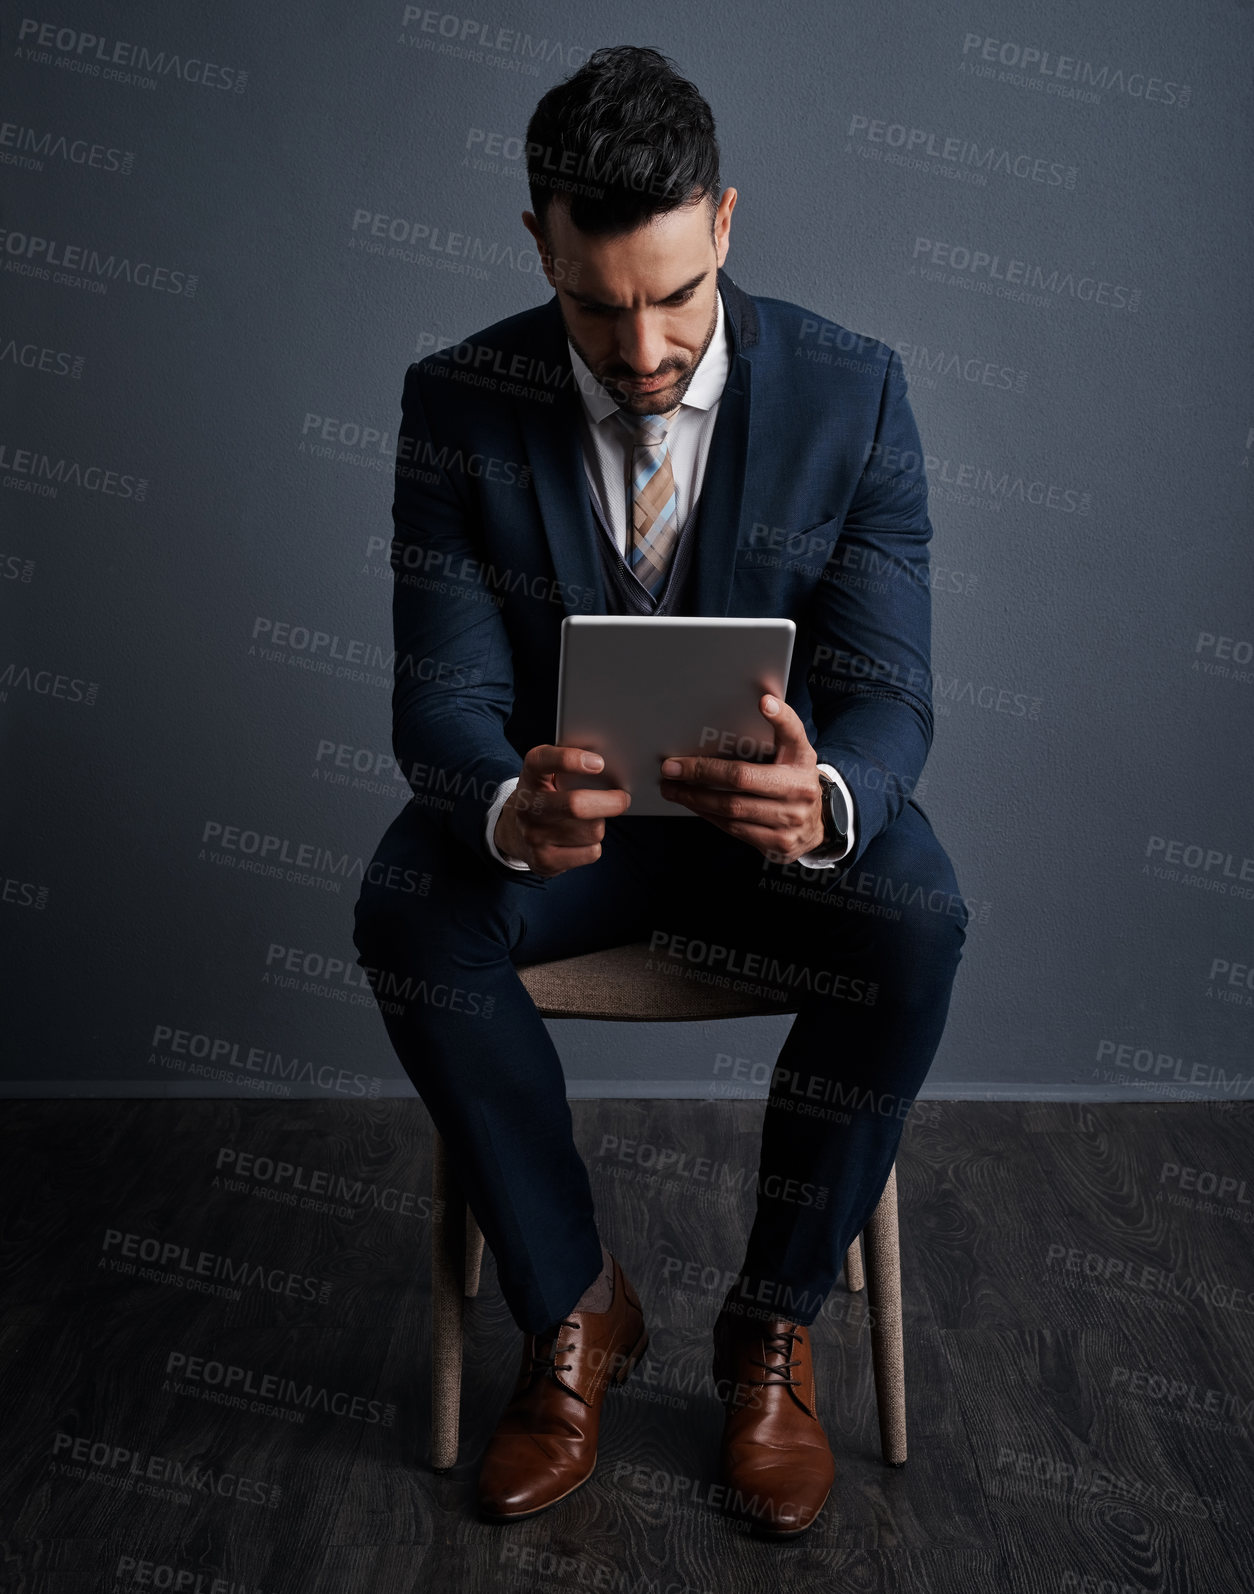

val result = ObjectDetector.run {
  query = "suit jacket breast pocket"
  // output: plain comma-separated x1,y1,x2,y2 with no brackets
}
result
732,514,843,603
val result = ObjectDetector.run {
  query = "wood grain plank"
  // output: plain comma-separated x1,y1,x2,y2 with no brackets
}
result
0,1100,1248,1590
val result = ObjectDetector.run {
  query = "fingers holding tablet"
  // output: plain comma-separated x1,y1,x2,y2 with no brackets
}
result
656,693,827,863
494,742,633,877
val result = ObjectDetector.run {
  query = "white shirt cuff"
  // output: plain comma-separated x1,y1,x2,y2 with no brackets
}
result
484,775,533,870
795,763,856,869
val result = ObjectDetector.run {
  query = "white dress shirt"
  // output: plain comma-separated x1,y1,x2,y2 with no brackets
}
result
484,286,857,872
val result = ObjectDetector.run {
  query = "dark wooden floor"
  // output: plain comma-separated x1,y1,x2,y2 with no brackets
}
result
0,1098,1251,1592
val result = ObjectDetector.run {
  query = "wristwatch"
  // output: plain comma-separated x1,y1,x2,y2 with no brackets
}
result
816,769,849,851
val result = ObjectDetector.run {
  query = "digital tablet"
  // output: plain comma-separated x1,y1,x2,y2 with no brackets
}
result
553,615,796,817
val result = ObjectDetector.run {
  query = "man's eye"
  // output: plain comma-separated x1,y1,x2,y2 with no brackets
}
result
580,293,694,315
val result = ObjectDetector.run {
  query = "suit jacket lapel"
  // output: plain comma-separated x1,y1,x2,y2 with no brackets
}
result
691,273,752,618
516,298,608,618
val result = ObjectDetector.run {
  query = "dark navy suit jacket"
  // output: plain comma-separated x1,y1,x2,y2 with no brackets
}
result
388,266,935,879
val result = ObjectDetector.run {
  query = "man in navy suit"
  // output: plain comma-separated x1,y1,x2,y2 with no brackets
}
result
353,44,969,1536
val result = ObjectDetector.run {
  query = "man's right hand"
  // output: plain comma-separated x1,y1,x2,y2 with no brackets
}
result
493,744,632,878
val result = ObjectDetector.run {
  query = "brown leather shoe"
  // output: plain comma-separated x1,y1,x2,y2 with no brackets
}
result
711,1305,835,1537
477,1254,648,1521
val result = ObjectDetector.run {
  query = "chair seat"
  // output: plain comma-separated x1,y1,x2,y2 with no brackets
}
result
517,939,799,1022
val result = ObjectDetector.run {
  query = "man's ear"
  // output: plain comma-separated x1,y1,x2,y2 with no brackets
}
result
521,210,557,289
713,188,737,269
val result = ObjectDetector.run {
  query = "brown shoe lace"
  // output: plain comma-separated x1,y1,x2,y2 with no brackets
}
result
744,1325,803,1389
528,1318,579,1381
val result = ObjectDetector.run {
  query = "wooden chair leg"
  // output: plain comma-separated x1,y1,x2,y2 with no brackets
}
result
863,1163,907,1467
430,1132,468,1471
465,1209,485,1299
844,1236,865,1293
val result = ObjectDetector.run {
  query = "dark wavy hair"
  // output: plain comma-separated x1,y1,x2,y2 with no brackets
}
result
525,45,721,238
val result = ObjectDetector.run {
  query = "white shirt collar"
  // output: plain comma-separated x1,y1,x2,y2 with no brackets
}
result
566,285,729,426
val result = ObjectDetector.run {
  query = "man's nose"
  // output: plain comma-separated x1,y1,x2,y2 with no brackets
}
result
616,313,668,375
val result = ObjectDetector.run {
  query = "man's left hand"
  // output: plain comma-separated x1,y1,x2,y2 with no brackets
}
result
658,694,827,865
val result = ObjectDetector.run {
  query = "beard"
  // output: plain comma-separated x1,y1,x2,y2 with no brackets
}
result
565,293,719,416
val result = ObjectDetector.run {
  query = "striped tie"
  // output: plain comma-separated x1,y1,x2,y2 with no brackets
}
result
618,409,678,600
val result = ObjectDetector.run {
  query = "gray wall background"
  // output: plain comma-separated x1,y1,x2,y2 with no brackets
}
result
4,1,1251,1102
